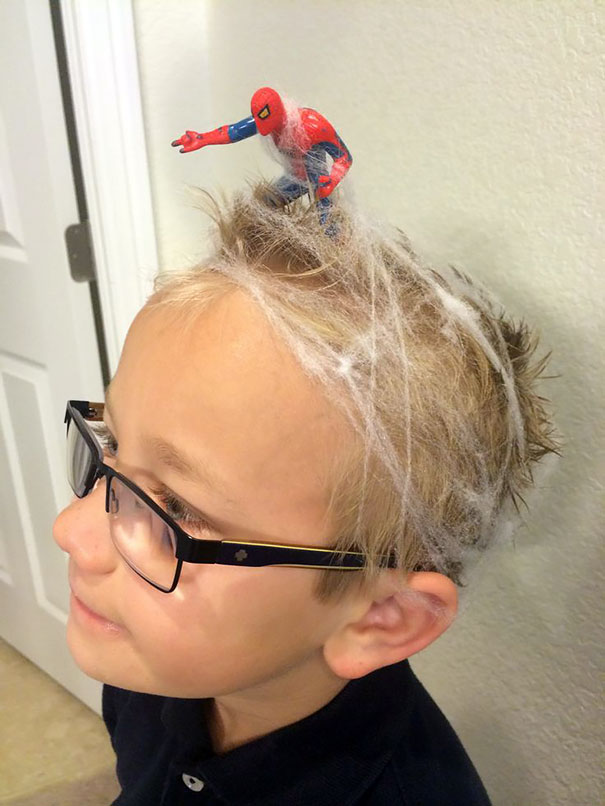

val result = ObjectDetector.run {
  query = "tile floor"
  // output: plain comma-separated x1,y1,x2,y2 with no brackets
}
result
0,639,120,805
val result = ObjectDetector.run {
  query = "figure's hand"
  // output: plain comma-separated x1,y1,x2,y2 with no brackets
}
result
316,174,336,199
171,131,206,153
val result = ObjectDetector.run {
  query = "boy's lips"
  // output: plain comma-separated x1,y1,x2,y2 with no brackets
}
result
68,579,122,630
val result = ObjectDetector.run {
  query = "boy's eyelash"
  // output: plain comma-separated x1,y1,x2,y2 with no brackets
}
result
94,422,213,533
94,423,118,455
148,486,213,532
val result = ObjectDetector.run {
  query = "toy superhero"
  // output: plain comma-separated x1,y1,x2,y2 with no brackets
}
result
171,87,352,228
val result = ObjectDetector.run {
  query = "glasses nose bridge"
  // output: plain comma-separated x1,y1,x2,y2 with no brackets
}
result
84,465,110,503
81,457,112,510
56,469,118,576
104,471,124,517
102,466,112,513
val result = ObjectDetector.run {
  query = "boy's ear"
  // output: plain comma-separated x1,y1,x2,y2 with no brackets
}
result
323,571,458,680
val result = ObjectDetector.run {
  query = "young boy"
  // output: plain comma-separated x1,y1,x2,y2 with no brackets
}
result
54,185,558,805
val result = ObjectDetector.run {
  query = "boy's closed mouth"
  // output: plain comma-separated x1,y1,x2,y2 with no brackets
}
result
69,585,122,633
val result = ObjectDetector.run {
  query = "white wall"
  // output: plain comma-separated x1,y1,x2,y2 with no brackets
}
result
131,2,603,804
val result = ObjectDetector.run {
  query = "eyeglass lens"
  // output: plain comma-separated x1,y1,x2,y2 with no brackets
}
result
107,476,178,590
66,412,178,591
66,414,93,498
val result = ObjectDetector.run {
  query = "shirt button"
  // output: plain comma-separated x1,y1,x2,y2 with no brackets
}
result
182,773,205,792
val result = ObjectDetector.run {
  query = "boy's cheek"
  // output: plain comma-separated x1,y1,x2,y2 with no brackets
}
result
65,566,331,696
127,594,321,698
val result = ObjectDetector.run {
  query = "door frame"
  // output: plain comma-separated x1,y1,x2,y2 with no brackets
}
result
59,0,158,378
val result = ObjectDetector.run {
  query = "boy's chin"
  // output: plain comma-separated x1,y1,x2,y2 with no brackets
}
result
66,618,129,686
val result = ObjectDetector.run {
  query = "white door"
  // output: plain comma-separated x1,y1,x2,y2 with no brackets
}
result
0,0,106,713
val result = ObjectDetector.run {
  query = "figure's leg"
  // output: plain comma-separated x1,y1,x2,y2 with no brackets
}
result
317,197,332,225
270,176,308,205
318,197,338,236
304,146,337,235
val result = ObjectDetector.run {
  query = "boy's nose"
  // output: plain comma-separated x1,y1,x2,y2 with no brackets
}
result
53,478,119,576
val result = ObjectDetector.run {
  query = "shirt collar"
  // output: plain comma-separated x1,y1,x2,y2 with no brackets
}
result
161,658,418,806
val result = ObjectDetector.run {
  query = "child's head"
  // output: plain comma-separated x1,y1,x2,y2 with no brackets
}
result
53,185,558,700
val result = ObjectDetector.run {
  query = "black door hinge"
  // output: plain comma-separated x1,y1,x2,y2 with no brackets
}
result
65,220,96,282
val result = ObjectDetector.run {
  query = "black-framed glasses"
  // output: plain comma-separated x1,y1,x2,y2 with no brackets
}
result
64,400,397,593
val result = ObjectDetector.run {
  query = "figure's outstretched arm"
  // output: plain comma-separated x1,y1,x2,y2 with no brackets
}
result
171,115,257,153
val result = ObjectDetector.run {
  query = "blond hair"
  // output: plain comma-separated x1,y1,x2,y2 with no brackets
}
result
145,184,560,605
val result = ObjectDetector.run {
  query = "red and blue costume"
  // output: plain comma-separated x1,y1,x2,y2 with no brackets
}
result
172,87,352,227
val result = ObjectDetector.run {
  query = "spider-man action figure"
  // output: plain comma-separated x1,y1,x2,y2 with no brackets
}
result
171,87,352,227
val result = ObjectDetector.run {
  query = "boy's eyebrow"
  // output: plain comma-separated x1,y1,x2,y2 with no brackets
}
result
103,384,231,499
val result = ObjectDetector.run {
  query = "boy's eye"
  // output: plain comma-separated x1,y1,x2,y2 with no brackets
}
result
94,422,118,457
149,485,214,536
94,422,214,536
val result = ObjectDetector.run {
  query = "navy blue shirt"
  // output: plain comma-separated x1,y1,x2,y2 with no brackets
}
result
102,658,492,805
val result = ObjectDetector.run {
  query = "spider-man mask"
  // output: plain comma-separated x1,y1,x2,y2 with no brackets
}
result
251,87,285,136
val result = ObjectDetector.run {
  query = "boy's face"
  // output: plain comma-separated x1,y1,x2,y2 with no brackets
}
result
53,289,364,698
